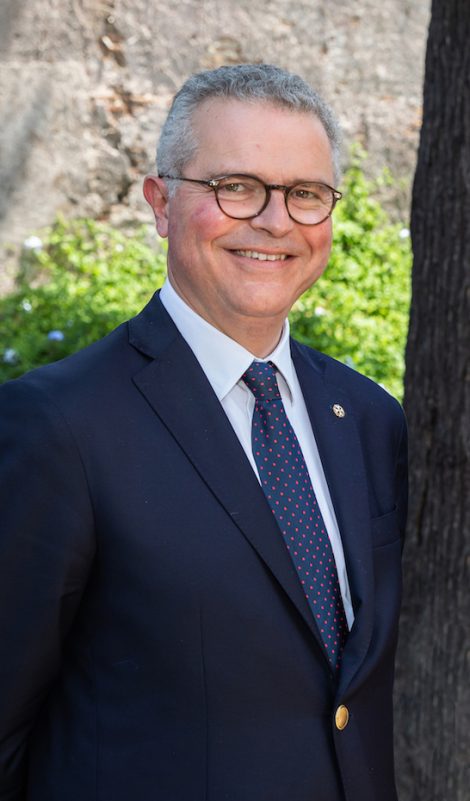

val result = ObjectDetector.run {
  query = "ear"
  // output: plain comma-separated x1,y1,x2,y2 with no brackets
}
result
143,175,170,238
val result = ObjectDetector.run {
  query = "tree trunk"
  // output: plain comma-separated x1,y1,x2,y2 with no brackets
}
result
394,1,470,799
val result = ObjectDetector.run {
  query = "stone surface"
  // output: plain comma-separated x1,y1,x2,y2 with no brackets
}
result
0,0,430,291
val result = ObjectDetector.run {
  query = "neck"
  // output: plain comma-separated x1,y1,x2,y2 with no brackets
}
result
167,276,285,357
219,318,284,358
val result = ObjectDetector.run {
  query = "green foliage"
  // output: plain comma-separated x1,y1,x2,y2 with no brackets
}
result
0,219,166,383
290,154,411,399
0,156,411,397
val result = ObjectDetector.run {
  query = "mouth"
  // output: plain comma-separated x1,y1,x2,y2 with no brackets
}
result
231,249,291,262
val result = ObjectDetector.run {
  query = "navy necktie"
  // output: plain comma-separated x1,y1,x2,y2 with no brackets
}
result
242,360,348,671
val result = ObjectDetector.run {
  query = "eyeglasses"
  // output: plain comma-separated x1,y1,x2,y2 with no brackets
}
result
158,173,342,225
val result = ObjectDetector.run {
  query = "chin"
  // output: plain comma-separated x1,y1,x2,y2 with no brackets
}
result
233,299,291,320
241,288,297,316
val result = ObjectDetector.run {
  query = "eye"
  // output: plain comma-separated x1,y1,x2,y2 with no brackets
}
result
221,181,246,194
217,178,257,195
290,184,330,205
216,176,262,202
292,188,318,199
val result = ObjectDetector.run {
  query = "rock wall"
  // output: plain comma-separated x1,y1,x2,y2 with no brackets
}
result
0,0,430,290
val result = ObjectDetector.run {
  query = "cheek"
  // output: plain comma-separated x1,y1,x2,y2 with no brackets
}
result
318,219,333,247
307,223,333,263
183,200,230,245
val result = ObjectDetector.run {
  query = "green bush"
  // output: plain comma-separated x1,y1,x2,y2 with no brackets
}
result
0,220,167,383
0,157,411,398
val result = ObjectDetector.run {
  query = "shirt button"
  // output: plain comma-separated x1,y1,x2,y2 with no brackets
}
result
335,705,349,730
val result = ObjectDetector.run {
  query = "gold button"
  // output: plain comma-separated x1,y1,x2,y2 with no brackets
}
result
335,705,349,730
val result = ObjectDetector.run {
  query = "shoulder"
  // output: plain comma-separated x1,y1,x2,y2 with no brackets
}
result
0,292,182,450
0,330,142,473
291,339,406,432
0,318,141,412
0,291,177,411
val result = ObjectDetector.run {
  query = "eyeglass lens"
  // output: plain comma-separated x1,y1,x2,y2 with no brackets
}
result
214,175,335,224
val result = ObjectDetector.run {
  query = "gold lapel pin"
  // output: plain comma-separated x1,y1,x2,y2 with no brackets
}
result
332,404,346,418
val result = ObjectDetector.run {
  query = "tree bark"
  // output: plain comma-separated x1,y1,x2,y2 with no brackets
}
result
394,1,470,799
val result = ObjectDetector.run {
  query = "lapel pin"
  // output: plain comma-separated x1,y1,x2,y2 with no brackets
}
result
332,403,346,418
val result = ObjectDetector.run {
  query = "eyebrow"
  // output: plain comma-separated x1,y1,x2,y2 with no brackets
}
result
205,170,333,185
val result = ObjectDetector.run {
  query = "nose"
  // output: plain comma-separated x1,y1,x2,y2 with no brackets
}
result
249,188,295,236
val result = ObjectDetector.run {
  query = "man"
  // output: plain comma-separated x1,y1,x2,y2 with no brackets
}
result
0,64,408,801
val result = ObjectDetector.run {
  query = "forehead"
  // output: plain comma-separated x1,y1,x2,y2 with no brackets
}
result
187,98,334,184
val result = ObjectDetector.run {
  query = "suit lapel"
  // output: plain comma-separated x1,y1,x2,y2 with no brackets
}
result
128,295,325,650
291,341,375,693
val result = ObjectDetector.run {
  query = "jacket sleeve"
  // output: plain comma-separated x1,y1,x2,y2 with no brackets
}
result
394,411,409,550
0,378,95,800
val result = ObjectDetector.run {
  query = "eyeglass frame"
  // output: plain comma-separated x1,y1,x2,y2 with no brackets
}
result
158,173,342,225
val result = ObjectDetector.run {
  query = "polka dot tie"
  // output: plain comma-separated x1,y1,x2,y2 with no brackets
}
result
242,361,348,671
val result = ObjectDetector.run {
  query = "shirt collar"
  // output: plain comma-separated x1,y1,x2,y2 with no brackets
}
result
159,278,296,402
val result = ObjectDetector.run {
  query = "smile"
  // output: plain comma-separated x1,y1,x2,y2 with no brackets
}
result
233,250,289,261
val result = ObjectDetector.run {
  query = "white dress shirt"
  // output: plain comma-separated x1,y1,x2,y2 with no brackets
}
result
160,279,354,628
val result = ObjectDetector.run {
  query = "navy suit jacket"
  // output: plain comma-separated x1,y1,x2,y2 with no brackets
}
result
0,292,407,801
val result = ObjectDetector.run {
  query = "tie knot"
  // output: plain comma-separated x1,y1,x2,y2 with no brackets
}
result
242,361,281,403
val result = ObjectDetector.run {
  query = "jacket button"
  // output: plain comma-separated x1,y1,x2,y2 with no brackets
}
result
335,705,349,730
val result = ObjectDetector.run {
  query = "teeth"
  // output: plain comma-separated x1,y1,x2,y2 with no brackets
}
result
235,250,288,261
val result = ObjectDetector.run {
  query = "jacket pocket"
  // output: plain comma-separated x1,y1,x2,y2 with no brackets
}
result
370,507,400,548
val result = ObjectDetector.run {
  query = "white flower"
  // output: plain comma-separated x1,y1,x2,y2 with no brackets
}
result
23,235,43,251
314,306,327,317
399,228,410,239
47,330,65,341
21,300,32,312
3,348,18,364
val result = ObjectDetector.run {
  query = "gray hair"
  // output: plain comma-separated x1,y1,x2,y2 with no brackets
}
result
156,64,342,186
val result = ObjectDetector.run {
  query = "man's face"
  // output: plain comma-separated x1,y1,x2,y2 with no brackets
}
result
145,99,335,342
